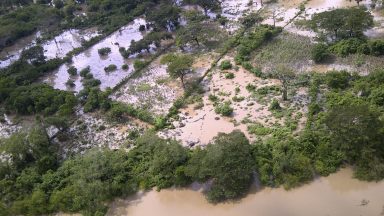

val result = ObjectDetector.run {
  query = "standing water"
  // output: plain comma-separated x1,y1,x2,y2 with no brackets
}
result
107,168,384,216
0,29,98,69
44,18,148,92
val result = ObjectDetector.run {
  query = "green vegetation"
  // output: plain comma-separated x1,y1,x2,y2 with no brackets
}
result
311,43,330,63
122,64,129,70
161,53,194,89
176,10,222,50
67,66,78,76
0,4,62,51
185,131,254,202
104,64,117,72
98,47,111,56
235,25,282,63
329,38,384,57
309,7,373,41
1,130,255,215
225,72,235,79
126,31,172,57
182,0,220,15
214,101,233,116
220,60,232,70
133,60,148,71
2,1,384,216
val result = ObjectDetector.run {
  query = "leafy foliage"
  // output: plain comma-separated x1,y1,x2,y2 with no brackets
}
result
309,7,373,41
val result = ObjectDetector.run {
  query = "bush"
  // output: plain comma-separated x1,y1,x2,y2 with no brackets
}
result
368,39,384,56
326,71,351,89
214,102,233,116
104,64,117,72
133,60,148,70
330,38,365,57
311,43,330,63
235,25,281,63
248,123,273,136
220,60,232,70
269,99,281,110
65,79,75,87
98,47,112,56
122,64,129,70
185,131,254,203
79,66,91,77
208,94,219,102
225,72,235,79
67,66,77,76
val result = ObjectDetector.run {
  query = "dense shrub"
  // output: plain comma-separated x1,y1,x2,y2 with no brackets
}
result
225,72,235,79
98,47,112,56
325,71,351,89
329,38,366,57
67,66,77,76
311,43,330,63
368,39,384,56
214,102,233,116
269,99,281,110
185,131,254,202
220,60,232,70
133,60,148,70
5,84,77,116
79,66,91,77
235,25,281,63
104,64,117,72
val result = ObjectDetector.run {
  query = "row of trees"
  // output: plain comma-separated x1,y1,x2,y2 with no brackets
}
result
0,130,254,215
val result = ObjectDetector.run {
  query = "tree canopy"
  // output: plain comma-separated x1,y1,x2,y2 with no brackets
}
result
309,7,373,41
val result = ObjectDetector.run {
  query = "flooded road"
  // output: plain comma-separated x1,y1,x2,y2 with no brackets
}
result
44,18,148,92
108,168,384,216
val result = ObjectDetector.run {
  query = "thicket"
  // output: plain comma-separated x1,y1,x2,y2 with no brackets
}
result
0,130,255,215
235,25,282,64
0,49,76,116
309,8,384,60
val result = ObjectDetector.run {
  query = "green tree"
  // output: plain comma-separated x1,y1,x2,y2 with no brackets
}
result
146,4,180,30
186,131,254,202
20,46,46,65
176,11,218,49
271,65,296,101
183,0,220,15
325,103,384,162
161,54,194,89
310,8,373,41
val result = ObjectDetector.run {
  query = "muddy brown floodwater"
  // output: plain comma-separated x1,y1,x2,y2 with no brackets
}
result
107,168,384,216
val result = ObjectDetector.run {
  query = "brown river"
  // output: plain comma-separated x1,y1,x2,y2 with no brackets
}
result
106,168,384,216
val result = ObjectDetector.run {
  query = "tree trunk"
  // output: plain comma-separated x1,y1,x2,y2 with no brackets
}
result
282,84,288,101
195,38,200,47
204,8,208,16
180,75,186,89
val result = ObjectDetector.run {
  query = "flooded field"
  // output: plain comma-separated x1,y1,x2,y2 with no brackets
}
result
0,29,99,69
111,59,183,115
56,110,149,156
108,168,384,216
44,18,148,92
160,56,308,147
